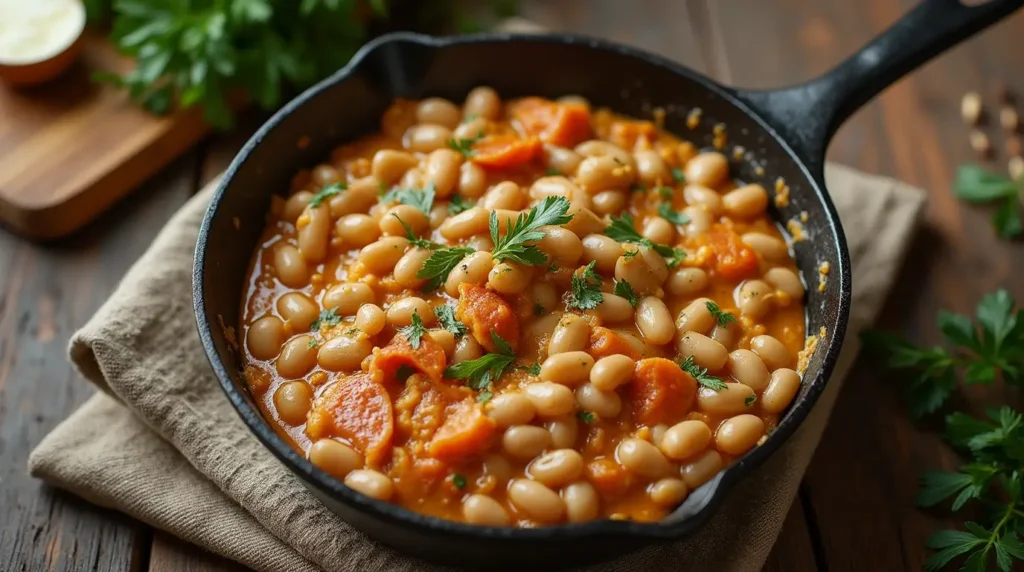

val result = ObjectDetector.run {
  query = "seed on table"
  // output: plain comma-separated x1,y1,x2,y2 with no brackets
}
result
961,91,982,125
969,129,991,157
1001,106,1020,133
1010,156,1024,182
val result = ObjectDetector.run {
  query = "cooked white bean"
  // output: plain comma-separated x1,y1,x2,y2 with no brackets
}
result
317,335,373,371
453,334,483,364
680,450,723,489
487,392,536,428
483,454,512,484
636,296,675,345
503,426,553,460
750,335,791,370
615,330,648,358
308,439,363,480
297,205,331,262
591,190,627,216
683,205,712,235
595,294,634,323
393,247,432,289
575,383,622,419
581,234,623,274
336,214,381,247
247,316,286,360
651,424,669,448
276,292,319,331
676,331,728,371
683,184,722,213
764,267,805,299
545,146,583,175
354,304,385,336
467,233,494,252
488,262,529,295
274,380,313,426
462,495,510,526
762,368,802,414
273,243,309,288
634,149,669,186
649,478,688,507
508,479,565,523
548,314,590,355
737,279,774,319
404,124,452,153
529,176,580,201
463,86,501,120
590,354,635,391
742,232,789,262
371,149,418,184
728,349,770,391
696,383,757,416
524,382,576,418
667,267,708,297
358,236,409,275
715,414,765,455
574,140,632,163
453,116,487,140
283,191,312,222
322,283,375,316
660,420,713,461
459,162,488,197
276,335,318,378
424,148,462,198
416,97,461,128
386,297,433,328
564,204,605,237
539,352,594,386
328,177,380,218
440,207,489,240
614,245,668,295
531,283,559,317
425,329,456,356
537,227,583,268
380,204,429,237
528,449,584,488
722,184,769,219
344,469,394,501
675,298,715,335
444,251,493,297
546,416,579,449
616,438,673,478
429,204,450,229
561,481,599,523
577,155,636,194
311,163,340,187
480,181,525,210
684,152,729,188
641,217,675,245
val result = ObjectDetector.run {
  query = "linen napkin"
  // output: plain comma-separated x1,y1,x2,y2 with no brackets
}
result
27,162,925,572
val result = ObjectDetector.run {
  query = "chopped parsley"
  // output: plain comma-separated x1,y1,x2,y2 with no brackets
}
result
577,411,596,423
310,307,342,331
533,303,545,316
476,391,493,404
444,332,517,390
545,167,562,176
680,355,727,390
490,195,573,266
568,261,604,311
307,338,318,349
434,304,468,339
380,183,435,215
394,214,435,249
398,312,427,349
447,131,485,157
706,301,738,328
452,473,468,489
519,362,541,376
417,245,476,292
671,167,685,183
657,202,691,225
308,182,346,208
613,279,639,307
448,194,475,214
604,213,686,267
656,186,673,199
744,394,757,407
461,113,478,124
630,183,647,193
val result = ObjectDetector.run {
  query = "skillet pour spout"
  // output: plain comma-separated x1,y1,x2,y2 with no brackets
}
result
194,1,1022,568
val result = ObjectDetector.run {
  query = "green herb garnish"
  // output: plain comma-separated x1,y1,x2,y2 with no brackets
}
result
671,167,685,183
568,261,604,310
577,411,596,423
381,183,435,215
744,394,756,407
706,301,738,328
434,304,468,339
657,203,690,225
452,473,468,489
448,194,475,215
604,213,686,267
398,312,427,349
545,167,562,177
417,246,476,292
447,131,485,157
394,214,435,249
613,279,639,307
310,307,342,331
490,196,573,265
656,186,674,199
953,164,1023,238
308,182,346,208
680,355,727,390
444,332,517,390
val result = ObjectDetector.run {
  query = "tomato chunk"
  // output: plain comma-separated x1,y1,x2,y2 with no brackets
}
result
427,398,497,462
588,327,641,360
629,358,698,427
608,120,658,151
470,135,542,169
585,458,633,498
456,284,519,352
706,225,759,280
306,373,394,467
373,333,447,383
509,97,592,148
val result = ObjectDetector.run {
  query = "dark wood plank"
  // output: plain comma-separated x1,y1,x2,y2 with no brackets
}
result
0,149,200,571
761,493,821,572
147,535,243,572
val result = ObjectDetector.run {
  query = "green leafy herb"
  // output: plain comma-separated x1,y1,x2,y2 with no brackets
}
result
630,183,647,193
744,394,757,407
577,411,596,423
679,355,727,390
533,303,545,316
417,246,476,292
568,261,604,310
310,307,341,331
490,196,573,265
462,113,478,124
434,304,468,339
476,391,492,404
604,213,686,267
656,186,674,199
613,280,639,308
953,164,1023,238
706,301,738,328
307,338,318,349
525,362,541,376
861,290,1024,418
448,194,474,215
394,214,436,249
452,473,468,489
447,131,485,157
345,327,361,335
671,167,685,183
381,183,435,215
545,167,562,177
308,182,345,208
622,249,638,261
444,332,517,390
398,312,427,349
658,202,690,225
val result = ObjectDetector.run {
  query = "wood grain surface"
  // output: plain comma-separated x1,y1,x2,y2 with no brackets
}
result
1,1,1022,571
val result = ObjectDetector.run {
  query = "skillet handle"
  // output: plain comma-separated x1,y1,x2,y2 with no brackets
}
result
733,0,1023,178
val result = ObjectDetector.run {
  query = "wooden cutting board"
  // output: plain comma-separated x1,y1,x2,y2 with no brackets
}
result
0,30,211,240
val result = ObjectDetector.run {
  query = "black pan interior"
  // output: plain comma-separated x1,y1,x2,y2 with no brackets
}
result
194,33,849,568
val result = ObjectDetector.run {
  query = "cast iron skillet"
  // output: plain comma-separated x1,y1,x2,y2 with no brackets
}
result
194,1,1023,569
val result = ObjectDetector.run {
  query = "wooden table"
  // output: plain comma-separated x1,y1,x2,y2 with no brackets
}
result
2,1,1021,570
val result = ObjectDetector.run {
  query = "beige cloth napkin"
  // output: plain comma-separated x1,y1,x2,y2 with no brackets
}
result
28,163,925,572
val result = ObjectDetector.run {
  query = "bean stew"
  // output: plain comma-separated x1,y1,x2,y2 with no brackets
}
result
239,87,806,527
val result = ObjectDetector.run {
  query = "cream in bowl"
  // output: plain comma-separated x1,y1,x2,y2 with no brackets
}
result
0,0,86,86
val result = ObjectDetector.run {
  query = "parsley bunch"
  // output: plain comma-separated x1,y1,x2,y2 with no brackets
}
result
863,290,1024,419
953,165,1024,239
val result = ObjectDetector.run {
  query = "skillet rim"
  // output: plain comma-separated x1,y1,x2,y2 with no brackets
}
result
193,30,852,542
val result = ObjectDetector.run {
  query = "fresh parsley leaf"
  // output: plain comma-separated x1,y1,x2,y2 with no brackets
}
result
568,261,604,310
657,202,690,225
308,182,346,208
381,183,435,215
417,246,476,292
393,214,436,249
671,167,685,183
656,187,673,199
953,164,1024,239
744,394,757,407
452,473,468,489
434,304,468,339
490,195,573,265
705,301,738,327
526,362,541,376
448,194,474,215
307,338,318,349
443,332,517,390
477,391,493,404
604,213,686,267
533,303,545,316
679,355,727,390
545,167,562,176
398,312,427,349
993,196,1023,238
310,307,342,331
577,411,596,423
447,131,485,157
622,249,639,261
462,113,478,124
613,280,639,307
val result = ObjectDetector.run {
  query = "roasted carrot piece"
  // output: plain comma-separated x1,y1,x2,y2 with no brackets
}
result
306,373,395,467
456,284,520,352
508,97,592,147
470,135,543,169
585,458,633,498
706,225,759,281
608,120,658,150
373,333,447,383
588,327,641,360
427,398,497,462
629,357,698,427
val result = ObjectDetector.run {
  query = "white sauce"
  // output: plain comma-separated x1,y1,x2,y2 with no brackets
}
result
0,0,85,64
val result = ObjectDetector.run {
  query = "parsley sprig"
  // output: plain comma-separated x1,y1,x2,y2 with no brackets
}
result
448,194,475,214
862,290,1024,419
381,183,436,215
417,246,476,292
444,332,517,391
706,301,738,328
657,203,690,225
309,307,341,331
447,131,485,157
604,213,686,268
394,215,434,249
953,165,1023,239
613,279,639,307
434,304,468,339
308,182,346,208
679,355,727,391
490,196,573,265
568,261,604,310
397,312,427,349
